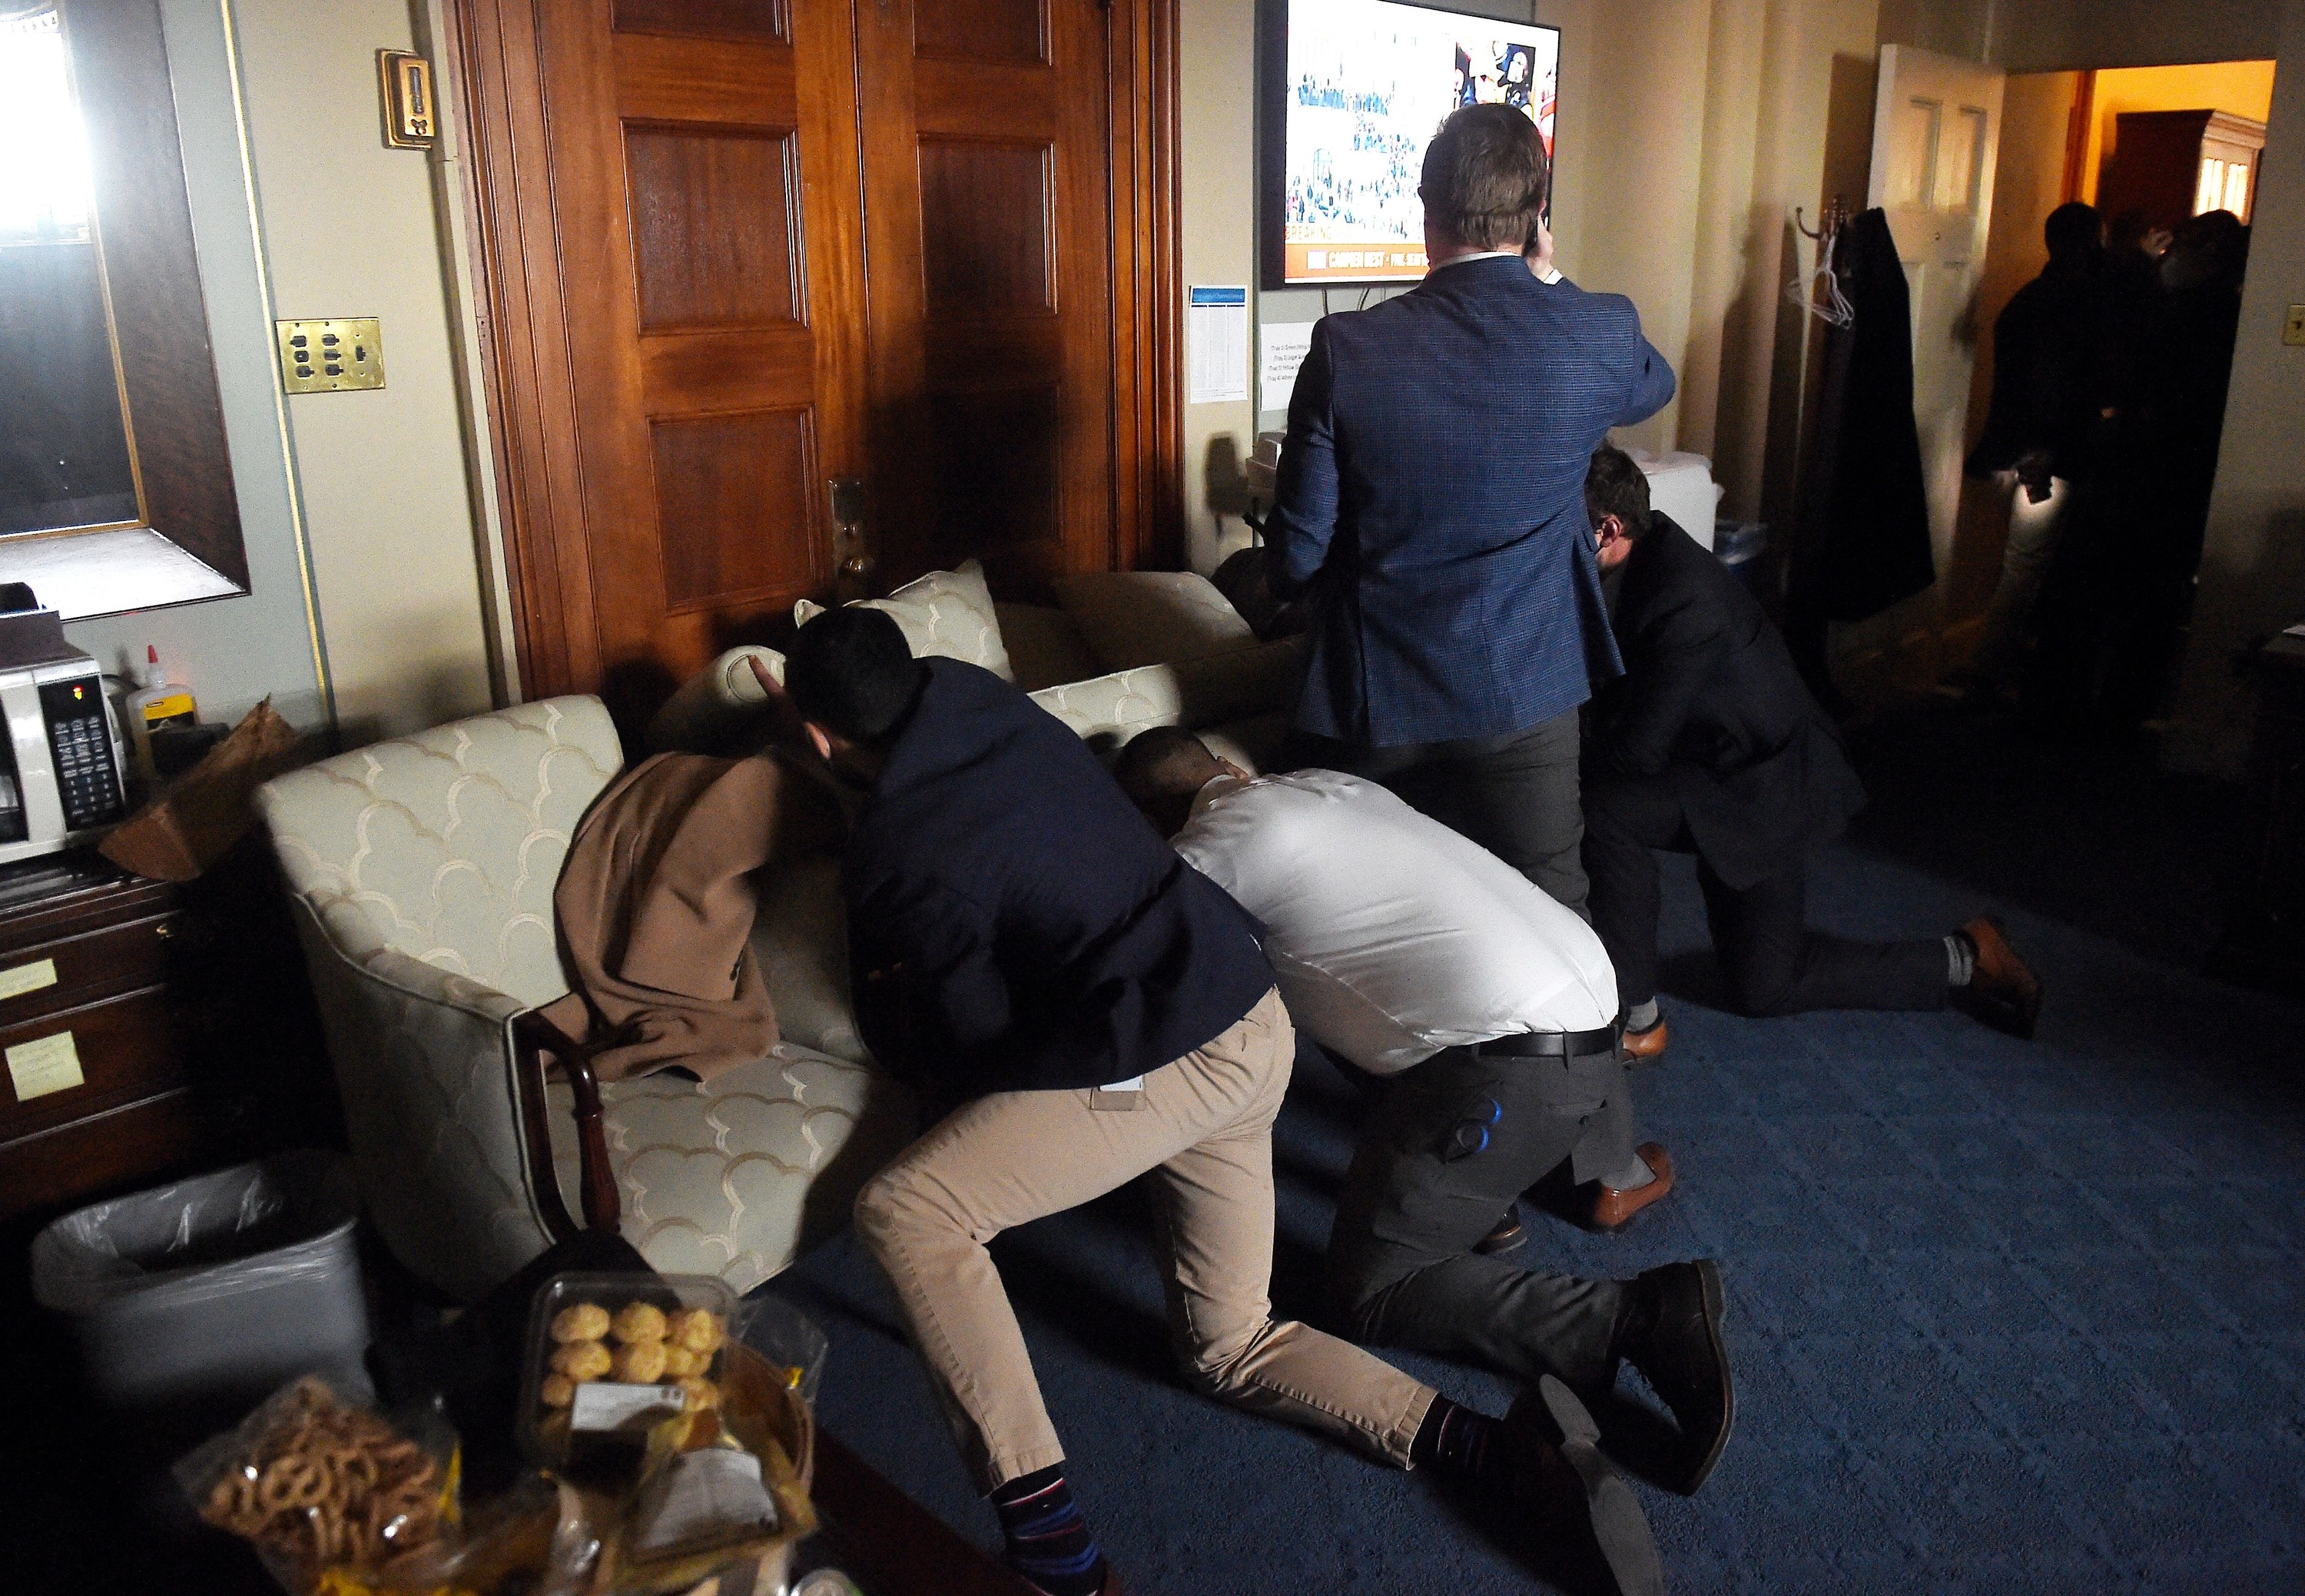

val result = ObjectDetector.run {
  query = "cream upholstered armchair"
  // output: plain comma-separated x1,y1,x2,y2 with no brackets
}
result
254,696,914,1302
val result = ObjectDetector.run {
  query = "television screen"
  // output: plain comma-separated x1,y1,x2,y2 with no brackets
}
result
1267,0,1560,287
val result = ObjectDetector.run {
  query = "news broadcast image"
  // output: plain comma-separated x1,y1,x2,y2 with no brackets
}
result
1282,1,1558,285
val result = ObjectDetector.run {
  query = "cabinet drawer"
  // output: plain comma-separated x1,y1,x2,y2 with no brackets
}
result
0,986,197,1143
0,911,191,1027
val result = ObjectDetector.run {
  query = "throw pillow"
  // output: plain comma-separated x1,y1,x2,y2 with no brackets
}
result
1051,571,1257,672
793,559,1012,681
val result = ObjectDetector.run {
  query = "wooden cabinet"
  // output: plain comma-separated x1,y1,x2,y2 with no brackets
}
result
2096,108,2264,233
0,848,333,1222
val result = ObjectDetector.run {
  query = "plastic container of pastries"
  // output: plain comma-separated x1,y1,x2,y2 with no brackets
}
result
517,1271,739,1470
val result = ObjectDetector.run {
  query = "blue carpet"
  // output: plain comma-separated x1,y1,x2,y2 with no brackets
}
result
768,714,2305,1593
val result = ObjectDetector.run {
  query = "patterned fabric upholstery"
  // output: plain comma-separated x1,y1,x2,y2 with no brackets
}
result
548,1041,911,1294
794,558,1012,681
257,696,914,1302
1026,639,1306,757
1052,570,1260,671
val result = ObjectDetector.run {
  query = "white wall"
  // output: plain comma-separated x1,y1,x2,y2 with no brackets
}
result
61,0,502,751
2168,0,2305,772
62,0,330,737
230,0,496,747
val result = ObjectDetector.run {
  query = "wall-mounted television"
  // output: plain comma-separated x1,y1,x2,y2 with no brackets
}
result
1260,0,1560,289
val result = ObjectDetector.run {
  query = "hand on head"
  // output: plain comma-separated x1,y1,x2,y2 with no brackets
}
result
745,653,809,747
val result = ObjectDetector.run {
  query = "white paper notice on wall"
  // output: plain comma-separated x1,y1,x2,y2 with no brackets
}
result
1188,286,1250,405
1260,323,1315,415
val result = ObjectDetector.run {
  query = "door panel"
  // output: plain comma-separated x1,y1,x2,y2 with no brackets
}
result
856,0,1116,593
1870,44,2004,578
915,0,1045,65
650,409,818,610
522,0,864,710
624,127,802,329
612,0,788,43
452,0,1180,713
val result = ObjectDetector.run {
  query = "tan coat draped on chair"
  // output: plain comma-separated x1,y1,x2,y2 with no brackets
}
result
543,752,844,1082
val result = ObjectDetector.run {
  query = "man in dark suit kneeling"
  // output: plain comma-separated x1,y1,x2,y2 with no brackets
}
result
1578,446,2043,1053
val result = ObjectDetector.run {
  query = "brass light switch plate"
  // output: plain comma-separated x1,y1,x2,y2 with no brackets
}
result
379,50,437,148
2285,305,2305,348
277,319,385,393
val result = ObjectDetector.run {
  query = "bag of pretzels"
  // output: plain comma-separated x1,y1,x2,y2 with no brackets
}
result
177,1375,461,1594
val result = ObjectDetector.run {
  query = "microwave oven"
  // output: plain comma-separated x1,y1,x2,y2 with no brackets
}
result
0,610,129,867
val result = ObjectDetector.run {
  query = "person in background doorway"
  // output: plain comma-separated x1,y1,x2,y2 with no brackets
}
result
1263,103,1673,924
1577,447,2045,1051
2119,209,2250,721
780,608,1669,1596
1114,728,1735,1499
1960,201,2106,698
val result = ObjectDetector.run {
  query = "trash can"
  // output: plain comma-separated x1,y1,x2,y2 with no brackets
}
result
30,1150,373,1425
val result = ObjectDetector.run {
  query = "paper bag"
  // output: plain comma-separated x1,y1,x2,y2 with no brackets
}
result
101,698,304,881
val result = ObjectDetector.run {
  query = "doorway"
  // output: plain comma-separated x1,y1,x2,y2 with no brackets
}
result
444,0,1182,724
1942,58,2275,727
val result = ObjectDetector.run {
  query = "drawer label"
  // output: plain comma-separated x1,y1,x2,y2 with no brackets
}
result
0,958,58,1003
7,1030,83,1102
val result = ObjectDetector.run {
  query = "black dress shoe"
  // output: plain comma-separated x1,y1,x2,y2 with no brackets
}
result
1499,1375,1664,1596
1956,916,2043,1040
1617,1259,1736,1495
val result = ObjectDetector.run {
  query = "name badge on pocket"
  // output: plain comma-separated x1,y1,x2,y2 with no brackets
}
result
1088,1075,1145,1113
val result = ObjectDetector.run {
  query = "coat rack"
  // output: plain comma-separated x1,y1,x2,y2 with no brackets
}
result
1788,195,1856,328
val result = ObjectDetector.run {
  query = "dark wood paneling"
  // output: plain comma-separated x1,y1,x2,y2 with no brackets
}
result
1107,0,1184,572
0,985,194,1143
914,0,1043,65
613,0,788,43
917,140,1054,315
926,385,1060,571
452,0,1182,706
58,0,247,588
0,910,186,1031
625,126,800,330
613,31,793,124
651,408,820,609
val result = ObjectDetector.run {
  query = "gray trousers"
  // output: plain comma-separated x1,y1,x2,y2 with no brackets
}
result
1325,1042,1633,1393
1286,707,1590,919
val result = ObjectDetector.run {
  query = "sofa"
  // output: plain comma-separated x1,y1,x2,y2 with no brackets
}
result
258,562,1301,1302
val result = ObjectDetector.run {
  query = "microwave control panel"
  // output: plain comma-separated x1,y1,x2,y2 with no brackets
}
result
38,677,125,831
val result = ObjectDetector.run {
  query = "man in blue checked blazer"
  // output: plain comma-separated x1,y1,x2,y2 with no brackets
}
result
1266,104,1674,923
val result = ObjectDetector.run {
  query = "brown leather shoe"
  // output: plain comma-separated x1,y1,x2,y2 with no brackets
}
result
1958,916,2042,1040
1477,1209,1527,1256
1592,1144,1674,1229
1620,1016,1669,1061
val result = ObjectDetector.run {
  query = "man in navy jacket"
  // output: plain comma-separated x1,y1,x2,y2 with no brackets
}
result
1265,103,1673,923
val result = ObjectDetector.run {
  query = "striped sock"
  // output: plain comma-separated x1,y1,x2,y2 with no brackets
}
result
1411,1395,1506,1486
991,1466,1107,1596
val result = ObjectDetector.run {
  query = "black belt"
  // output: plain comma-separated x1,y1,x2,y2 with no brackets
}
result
1474,1025,1620,1060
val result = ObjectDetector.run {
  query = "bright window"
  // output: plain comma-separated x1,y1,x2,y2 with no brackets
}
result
0,9,95,246
2194,157,2227,217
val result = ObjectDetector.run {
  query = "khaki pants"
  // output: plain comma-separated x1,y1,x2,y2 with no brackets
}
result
854,987,1438,1492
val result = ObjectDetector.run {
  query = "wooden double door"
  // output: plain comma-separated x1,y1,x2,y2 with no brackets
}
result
453,0,1179,715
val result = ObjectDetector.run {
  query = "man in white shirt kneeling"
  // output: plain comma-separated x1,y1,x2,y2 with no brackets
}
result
1116,730,1736,1496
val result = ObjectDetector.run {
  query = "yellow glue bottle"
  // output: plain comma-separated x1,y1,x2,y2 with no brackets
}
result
124,645,197,785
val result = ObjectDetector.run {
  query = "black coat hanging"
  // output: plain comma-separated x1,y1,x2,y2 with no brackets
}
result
1790,206,1936,626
